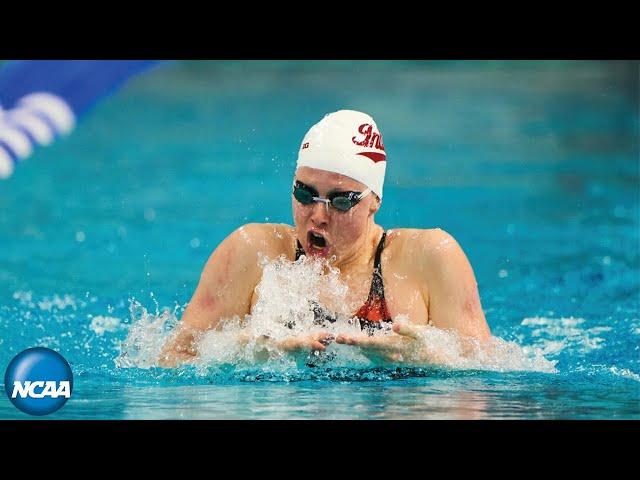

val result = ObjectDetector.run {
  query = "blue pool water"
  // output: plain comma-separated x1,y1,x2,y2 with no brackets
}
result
1,61,638,419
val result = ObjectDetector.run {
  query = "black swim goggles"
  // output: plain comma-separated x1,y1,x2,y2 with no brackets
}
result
293,180,372,212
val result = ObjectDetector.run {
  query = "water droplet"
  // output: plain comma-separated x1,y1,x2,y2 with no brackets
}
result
75,231,86,242
144,208,156,222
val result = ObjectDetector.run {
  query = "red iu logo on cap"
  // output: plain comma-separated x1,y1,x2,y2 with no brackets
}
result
352,123,386,163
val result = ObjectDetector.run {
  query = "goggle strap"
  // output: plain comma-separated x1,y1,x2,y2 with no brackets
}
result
357,188,372,201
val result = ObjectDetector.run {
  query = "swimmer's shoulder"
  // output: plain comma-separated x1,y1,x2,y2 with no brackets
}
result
200,223,296,283
386,227,463,270
227,223,296,260
386,227,453,248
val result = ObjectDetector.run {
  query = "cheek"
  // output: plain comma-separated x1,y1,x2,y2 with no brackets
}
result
333,209,368,243
292,201,307,228
292,199,301,221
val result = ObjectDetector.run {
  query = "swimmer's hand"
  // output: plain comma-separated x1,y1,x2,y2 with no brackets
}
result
278,332,335,353
158,324,203,368
234,331,334,352
158,328,335,366
335,322,445,365
230,332,335,363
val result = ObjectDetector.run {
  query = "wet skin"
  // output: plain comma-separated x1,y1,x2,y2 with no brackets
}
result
159,167,491,367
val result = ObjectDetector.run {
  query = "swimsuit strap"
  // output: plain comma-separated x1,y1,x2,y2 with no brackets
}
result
369,230,387,300
295,239,305,261
357,230,391,332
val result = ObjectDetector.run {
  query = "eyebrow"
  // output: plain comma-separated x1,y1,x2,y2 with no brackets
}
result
295,179,318,194
296,179,358,197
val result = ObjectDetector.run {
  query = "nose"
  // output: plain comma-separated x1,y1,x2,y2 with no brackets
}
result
309,199,330,227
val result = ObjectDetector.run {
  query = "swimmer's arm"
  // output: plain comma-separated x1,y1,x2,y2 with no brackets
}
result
236,332,336,363
421,229,491,342
158,224,266,367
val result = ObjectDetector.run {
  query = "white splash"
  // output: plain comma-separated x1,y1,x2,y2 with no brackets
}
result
90,316,122,335
116,255,556,374
13,290,34,307
115,303,179,369
41,294,78,312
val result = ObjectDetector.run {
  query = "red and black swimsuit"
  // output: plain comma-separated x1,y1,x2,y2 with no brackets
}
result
295,231,392,334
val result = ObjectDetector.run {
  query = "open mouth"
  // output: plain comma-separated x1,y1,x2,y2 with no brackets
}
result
307,230,329,255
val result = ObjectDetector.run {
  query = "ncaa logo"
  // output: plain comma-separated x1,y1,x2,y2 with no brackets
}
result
4,347,73,416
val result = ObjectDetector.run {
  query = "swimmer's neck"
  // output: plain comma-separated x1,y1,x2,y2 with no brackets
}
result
330,223,384,275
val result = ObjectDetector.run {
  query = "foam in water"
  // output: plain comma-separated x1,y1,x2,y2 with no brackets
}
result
609,366,640,383
521,316,611,354
115,254,557,376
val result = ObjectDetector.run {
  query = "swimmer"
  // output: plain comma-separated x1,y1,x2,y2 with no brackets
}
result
159,110,491,367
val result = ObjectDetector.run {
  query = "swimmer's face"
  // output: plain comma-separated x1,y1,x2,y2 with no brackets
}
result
292,166,380,262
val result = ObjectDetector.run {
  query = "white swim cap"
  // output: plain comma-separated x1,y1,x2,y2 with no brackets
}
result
296,110,387,198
